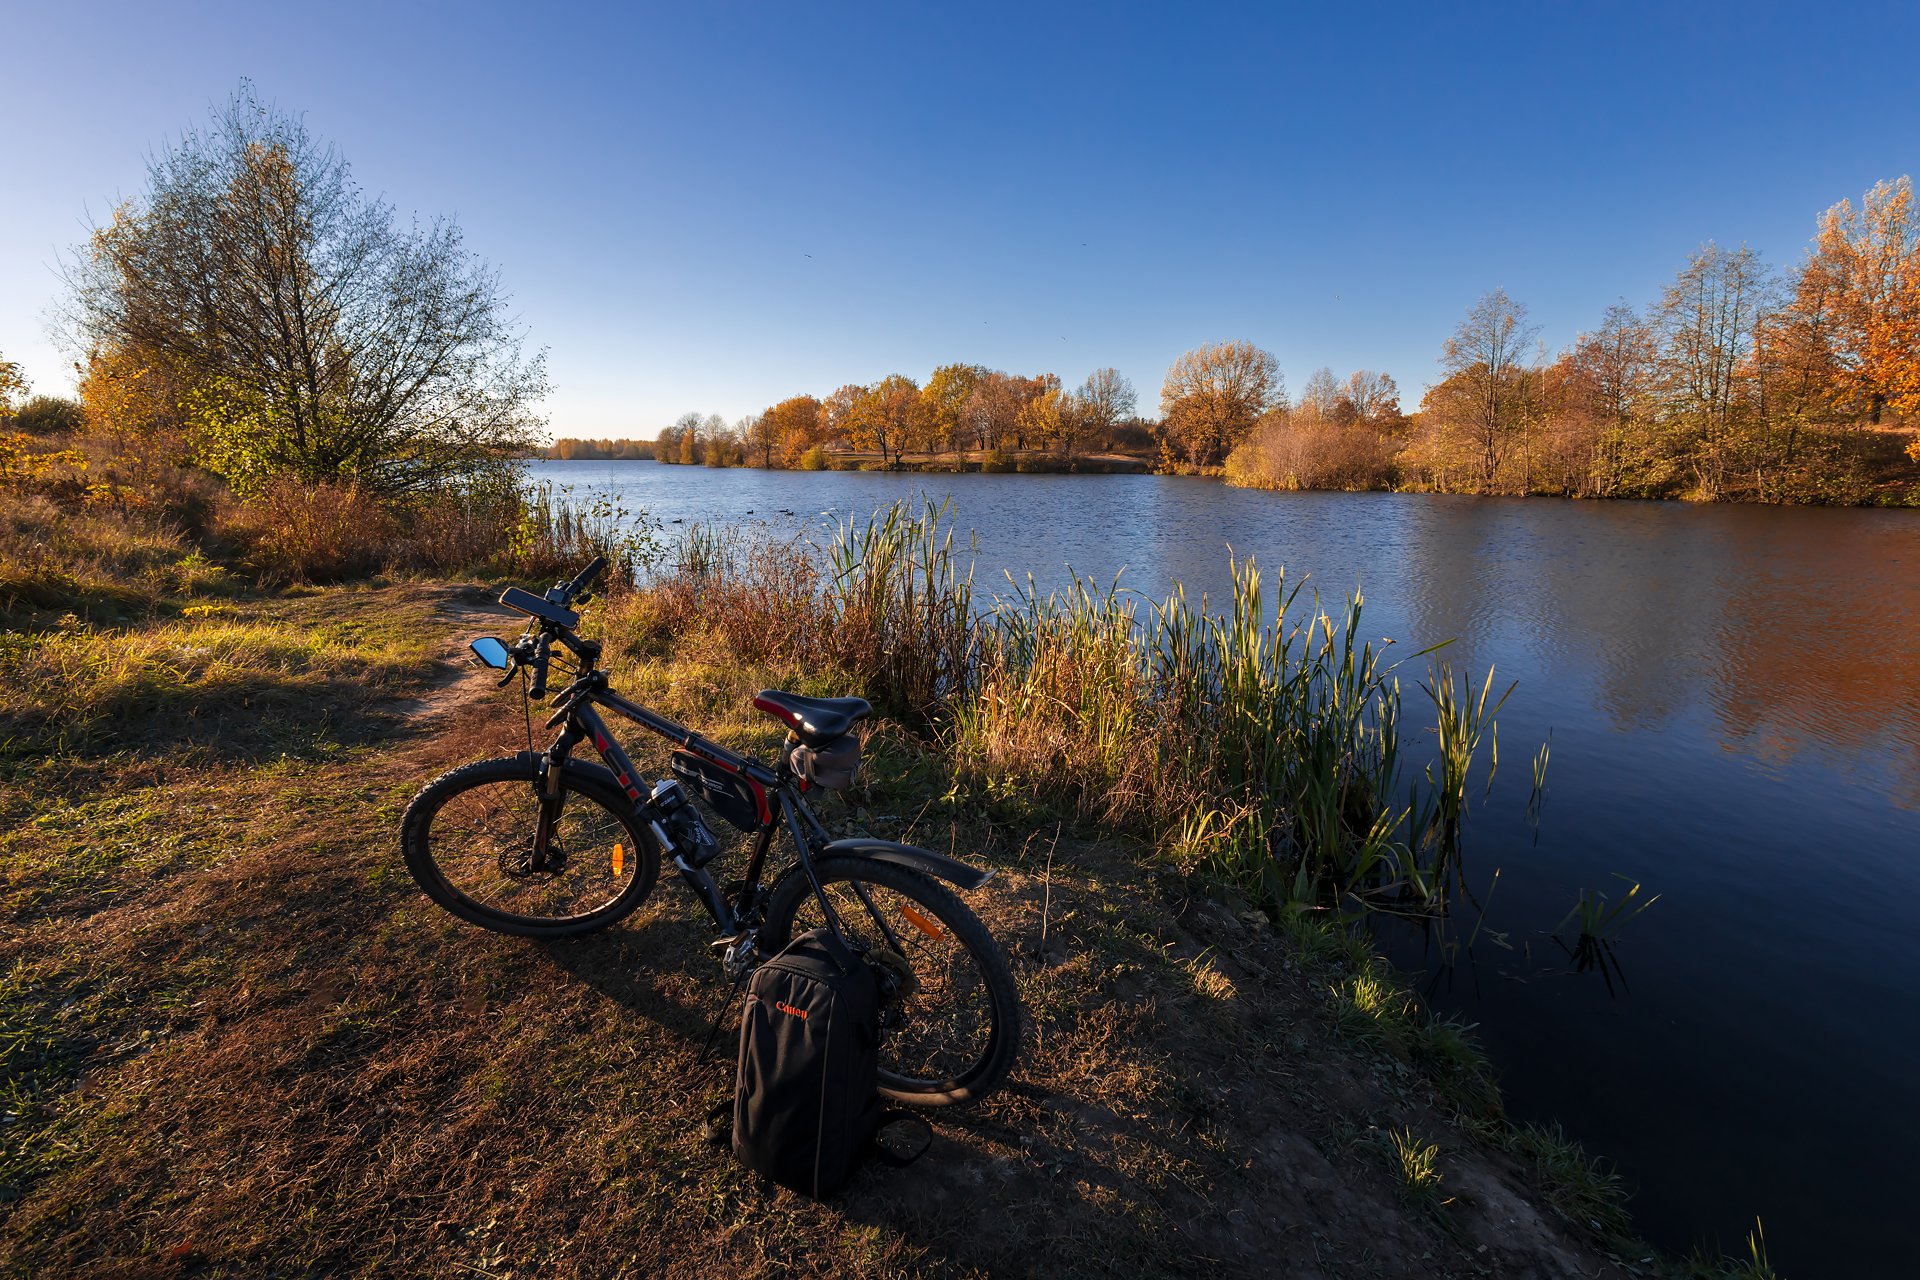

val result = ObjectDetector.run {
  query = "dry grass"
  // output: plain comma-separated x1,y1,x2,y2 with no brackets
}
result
0,584,1633,1279
0,589,437,764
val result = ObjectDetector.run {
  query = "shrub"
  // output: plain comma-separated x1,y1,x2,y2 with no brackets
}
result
12,396,85,436
1226,414,1397,492
980,446,1013,473
232,479,395,583
610,523,820,666
797,445,830,471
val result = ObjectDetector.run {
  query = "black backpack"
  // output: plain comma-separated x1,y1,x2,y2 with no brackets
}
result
729,929,925,1197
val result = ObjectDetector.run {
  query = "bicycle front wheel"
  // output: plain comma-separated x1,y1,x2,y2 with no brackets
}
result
762,855,1021,1106
400,754,660,938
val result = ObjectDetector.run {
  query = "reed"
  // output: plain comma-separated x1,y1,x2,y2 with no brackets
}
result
822,500,977,721
954,556,1508,917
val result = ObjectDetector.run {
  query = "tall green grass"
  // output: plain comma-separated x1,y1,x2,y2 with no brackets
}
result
955,553,1510,916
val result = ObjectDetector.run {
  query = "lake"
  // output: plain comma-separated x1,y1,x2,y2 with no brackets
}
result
532,459,1920,1275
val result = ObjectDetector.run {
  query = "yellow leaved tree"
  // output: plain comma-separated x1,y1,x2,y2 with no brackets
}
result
1794,176,1920,424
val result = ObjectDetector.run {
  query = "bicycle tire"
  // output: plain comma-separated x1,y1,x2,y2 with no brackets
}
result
762,855,1021,1106
400,753,661,938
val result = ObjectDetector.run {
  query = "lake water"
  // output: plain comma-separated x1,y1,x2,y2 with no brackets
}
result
532,459,1920,1275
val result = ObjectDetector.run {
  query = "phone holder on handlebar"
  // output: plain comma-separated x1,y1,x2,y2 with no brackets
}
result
499,586,579,629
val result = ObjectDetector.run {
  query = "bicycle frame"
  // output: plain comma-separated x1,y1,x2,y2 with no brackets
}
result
534,673,843,941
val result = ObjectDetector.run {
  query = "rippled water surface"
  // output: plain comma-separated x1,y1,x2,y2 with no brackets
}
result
533,460,1920,1274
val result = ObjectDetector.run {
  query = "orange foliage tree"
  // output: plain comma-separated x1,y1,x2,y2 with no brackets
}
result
1792,177,1920,423
1158,340,1282,466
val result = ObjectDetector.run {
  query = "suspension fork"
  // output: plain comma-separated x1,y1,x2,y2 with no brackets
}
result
531,724,581,871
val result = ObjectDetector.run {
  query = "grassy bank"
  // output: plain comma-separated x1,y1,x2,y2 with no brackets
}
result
0,492,1778,1276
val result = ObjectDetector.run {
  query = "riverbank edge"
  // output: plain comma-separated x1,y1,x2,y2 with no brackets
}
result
586,554,1775,1278
0,576,1772,1277
540,450,1920,509
605,606,1768,1279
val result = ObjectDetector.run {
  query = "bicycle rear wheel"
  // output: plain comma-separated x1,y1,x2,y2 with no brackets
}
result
400,754,660,938
762,855,1021,1106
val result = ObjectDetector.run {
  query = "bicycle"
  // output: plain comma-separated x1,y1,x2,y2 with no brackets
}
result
399,556,1021,1106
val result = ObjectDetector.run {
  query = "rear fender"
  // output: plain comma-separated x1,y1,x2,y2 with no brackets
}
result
818,838,993,891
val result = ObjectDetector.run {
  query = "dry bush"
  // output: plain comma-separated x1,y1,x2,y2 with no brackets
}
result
1226,414,1398,492
609,524,821,667
229,479,396,583
390,482,524,575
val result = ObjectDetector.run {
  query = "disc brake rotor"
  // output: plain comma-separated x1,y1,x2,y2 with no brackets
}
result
869,945,919,1000
499,837,566,879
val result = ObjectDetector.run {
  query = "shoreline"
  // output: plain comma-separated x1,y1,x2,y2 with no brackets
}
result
536,452,1920,509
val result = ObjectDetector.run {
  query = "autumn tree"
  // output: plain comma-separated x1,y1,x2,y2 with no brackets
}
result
1298,367,1341,421
1001,373,1057,451
1340,370,1401,427
1791,176,1919,423
1158,340,1283,466
920,364,985,453
699,413,741,467
77,342,197,459
1551,304,1659,494
1652,244,1773,496
1429,289,1539,490
819,384,865,452
960,371,1028,451
63,87,544,496
847,375,923,466
762,394,822,467
655,411,704,464
1075,367,1137,449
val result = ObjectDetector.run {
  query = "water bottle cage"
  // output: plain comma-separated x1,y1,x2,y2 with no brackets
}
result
648,778,721,868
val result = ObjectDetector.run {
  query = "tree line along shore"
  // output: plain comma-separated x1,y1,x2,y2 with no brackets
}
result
550,181,1919,506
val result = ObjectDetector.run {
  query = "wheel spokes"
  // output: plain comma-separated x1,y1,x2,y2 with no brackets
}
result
429,782,635,921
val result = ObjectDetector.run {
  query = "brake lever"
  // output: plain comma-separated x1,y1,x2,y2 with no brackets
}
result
495,665,519,689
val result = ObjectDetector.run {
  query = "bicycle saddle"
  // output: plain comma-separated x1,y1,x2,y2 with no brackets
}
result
752,689,872,747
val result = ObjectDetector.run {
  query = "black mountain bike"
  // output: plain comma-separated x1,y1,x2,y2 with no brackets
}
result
399,557,1021,1106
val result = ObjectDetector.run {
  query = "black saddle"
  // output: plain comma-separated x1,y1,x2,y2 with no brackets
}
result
752,689,873,747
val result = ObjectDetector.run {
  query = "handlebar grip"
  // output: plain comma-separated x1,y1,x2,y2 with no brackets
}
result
565,555,607,601
527,634,552,700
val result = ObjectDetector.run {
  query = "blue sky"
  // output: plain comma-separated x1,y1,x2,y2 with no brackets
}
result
3,1,1915,438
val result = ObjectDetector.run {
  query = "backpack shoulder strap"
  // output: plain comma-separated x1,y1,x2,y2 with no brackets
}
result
701,1098,732,1147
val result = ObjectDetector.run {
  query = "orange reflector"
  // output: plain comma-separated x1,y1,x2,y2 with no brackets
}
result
900,903,946,940
612,842,624,877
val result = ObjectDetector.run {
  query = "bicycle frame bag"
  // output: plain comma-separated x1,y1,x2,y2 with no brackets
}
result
733,928,881,1198
788,734,860,791
671,750,764,831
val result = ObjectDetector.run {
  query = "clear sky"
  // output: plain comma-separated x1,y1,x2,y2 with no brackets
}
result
3,1,1916,439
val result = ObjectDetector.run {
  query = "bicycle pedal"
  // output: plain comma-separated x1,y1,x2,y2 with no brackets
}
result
708,931,749,954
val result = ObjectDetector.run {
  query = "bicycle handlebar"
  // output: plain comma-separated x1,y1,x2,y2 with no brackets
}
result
495,555,610,702
527,633,553,700
563,554,607,604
